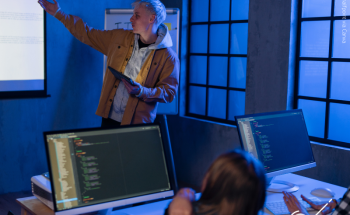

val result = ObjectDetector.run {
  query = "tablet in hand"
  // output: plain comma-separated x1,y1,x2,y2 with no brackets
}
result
108,66,136,86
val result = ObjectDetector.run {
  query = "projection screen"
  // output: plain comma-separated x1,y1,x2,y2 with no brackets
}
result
0,0,46,98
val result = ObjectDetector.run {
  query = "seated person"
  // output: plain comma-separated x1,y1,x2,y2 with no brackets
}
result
165,149,267,215
283,188,350,215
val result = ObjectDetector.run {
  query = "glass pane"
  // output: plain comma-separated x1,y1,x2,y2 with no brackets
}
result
210,24,229,54
302,0,331,18
210,0,230,21
189,86,206,115
329,103,350,143
228,91,245,121
191,0,209,22
190,25,208,53
298,99,326,138
208,88,227,119
334,0,350,16
332,20,350,58
230,23,248,54
190,56,207,85
209,57,228,87
300,21,330,58
231,0,249,20
331,62,350,101
298,60,328,98
229,57,247,89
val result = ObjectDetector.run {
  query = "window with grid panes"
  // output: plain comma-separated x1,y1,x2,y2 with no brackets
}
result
186,0,249,125
295,0,350,148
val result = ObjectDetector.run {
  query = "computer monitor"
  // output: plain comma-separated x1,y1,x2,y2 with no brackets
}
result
43,123,177,215
235,109,316,192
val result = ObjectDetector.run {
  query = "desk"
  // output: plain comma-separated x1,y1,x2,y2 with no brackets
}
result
17,174,347,215
16,196,54,215
263,174,347,215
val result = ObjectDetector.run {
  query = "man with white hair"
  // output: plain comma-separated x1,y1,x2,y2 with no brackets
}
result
38,0,179,127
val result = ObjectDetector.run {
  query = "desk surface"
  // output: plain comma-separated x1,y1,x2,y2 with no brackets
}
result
263,173,347,215
16,196,54,215
17,173,347,215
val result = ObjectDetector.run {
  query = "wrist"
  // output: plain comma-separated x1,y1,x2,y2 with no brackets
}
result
320,206,333,215
136,86,143,97
291,210,299,215
53,7,61,17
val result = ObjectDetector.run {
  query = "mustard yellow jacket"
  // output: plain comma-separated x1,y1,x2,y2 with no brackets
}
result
55,11,180,125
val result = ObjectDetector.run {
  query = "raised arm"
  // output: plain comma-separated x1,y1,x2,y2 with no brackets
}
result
38,0,122,55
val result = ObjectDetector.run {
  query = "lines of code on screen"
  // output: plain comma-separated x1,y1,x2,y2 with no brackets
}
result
70,128,171,207
242,113,315,173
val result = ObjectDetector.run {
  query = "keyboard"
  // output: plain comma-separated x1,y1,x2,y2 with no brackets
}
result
265,197,320,215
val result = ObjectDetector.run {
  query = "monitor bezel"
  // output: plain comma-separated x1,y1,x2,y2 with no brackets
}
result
234,109,316,178
43,123,177,214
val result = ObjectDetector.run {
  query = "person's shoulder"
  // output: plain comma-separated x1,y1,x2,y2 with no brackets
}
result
111,28,133,35
157,48,178,62
166,47,177,56
110,29,134,40
162,47,176,55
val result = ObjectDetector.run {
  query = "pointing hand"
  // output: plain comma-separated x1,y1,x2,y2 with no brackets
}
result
38,0,60,16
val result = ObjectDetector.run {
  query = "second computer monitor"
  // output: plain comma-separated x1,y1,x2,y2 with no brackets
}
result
235,109,316,178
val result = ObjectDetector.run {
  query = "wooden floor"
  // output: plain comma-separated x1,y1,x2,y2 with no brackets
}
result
0,190,32,215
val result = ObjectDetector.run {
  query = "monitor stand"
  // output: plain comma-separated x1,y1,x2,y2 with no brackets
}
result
266,177,299,193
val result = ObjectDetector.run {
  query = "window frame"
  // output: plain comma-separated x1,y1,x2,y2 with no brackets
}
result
186,0,248,125
294,0,350,148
